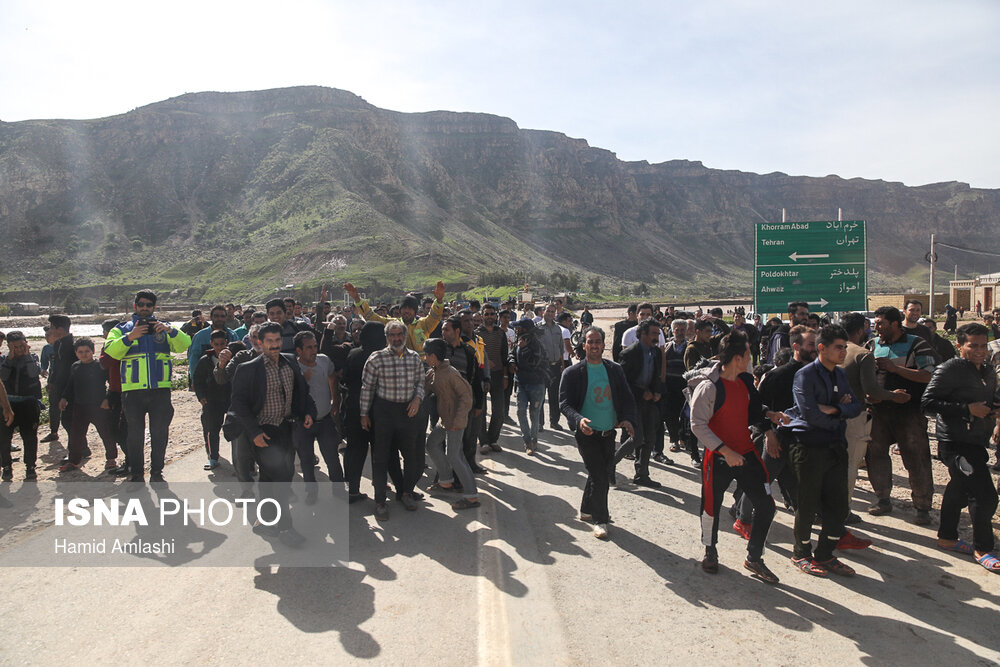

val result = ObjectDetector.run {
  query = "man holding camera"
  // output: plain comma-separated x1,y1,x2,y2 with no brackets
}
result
104,290,191,483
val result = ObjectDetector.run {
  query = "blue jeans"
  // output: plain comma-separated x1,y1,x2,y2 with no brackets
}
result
516,383,545,445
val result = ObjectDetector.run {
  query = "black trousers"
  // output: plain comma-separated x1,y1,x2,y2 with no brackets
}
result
292,414,344,483
201,399,229,461
789,442,848,561
545,361,564,426
503,371,514,418
123,389,173,481
253,422,296,529
633,398,660,479
700,450,774,562
481,373,506,445
371,398,421,504
106,391,129,467
47,384,71,435
763,430,799,511
663,378,685,443
1,401,40,468
463,408,484,469
938,443,998,553
576,429,616,523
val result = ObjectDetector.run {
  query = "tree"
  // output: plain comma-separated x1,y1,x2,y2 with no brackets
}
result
634,282,650,296
588,276,601,293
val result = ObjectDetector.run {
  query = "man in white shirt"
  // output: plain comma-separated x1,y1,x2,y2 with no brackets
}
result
622,302,667,348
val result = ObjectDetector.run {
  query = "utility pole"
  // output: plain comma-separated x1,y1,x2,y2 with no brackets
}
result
929,233,936,316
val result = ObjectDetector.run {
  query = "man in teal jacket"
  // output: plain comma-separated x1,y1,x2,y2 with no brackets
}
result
105,289,190,483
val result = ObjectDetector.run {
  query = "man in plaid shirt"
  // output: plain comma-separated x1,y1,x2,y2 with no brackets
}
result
360,321,426,520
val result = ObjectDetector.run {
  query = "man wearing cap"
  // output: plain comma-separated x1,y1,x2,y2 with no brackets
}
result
344,281,447,356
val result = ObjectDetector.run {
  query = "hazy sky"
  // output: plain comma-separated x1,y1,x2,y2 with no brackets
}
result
2,1,997,188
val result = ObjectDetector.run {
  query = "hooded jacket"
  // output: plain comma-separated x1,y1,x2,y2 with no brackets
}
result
687,361,769,452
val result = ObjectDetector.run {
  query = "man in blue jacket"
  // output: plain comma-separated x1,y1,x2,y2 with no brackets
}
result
781,324,862,577
559,326,636,540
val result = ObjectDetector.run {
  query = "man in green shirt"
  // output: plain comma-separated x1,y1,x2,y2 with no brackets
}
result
559,327,637,540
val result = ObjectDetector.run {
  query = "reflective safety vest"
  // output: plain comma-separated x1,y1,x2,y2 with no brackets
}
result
104,316,191,391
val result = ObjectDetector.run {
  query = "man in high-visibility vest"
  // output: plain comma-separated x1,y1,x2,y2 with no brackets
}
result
104,289,191,484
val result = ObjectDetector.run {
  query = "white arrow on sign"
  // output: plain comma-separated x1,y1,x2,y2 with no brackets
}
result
806,298,830,308
789,252,830,262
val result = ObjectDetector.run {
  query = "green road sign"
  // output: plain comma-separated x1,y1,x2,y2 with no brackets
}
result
754,220,866,313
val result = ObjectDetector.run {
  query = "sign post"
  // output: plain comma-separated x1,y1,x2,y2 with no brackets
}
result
754,220,866,314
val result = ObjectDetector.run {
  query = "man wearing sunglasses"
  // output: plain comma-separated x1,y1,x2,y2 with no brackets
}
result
105,289,191,484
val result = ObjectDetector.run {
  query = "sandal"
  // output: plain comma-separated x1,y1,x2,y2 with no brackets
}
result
792,557,828,577
815,557,855,577
938,539,975,555
451,497,480,511
975,552,1000,572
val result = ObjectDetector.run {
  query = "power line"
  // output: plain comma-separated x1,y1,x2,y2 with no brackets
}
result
936,241,1000,258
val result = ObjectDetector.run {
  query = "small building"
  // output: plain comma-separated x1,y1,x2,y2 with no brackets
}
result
7,302,40,315
949,272,1000,312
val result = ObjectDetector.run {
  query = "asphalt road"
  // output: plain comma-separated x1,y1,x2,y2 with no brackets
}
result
1,405,999,665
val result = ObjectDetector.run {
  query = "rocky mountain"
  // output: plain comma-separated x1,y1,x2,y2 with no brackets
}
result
1,85,997,302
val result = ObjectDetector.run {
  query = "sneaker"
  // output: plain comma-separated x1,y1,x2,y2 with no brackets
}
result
40,432,59,443
744,559,779,584
652,453,673,464
111,463,130,477
24,467,36,480
1,467,12,481
836,531,872,550
149,473,166,486
479,445,492,455
489,442,502,452
844,512,862,525
867,500,893,516
400,493,418,511
733,519,753,540
913,509,932,526
593,523,609,540
203,459,219,471
579,512,594,523
374,503,389,521
524,441,535,455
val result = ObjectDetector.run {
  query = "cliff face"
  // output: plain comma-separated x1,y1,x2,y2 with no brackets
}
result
0,85,996,300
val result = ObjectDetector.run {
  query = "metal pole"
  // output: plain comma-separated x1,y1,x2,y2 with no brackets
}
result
929,233,936,316
781,208,786,223
838,208,842,221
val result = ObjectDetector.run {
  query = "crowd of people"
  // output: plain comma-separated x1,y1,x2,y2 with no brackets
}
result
1,289,998,576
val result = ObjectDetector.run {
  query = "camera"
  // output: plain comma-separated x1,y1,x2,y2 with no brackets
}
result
137,316,157,331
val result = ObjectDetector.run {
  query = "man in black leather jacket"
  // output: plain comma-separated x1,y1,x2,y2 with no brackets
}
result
921,322,999,571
